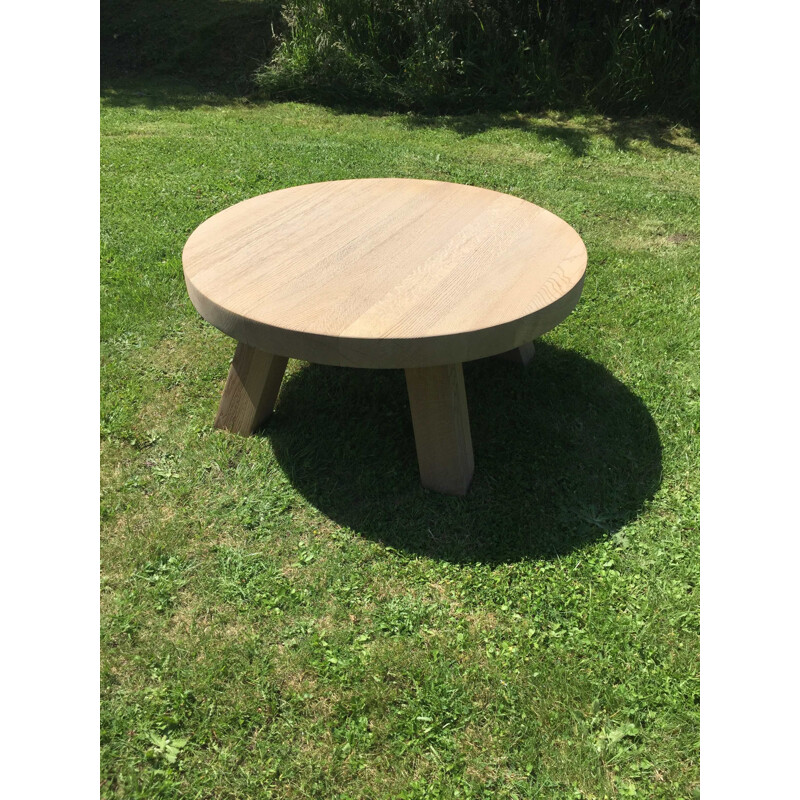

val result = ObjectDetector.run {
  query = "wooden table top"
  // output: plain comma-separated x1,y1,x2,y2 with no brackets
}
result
183,178,586,368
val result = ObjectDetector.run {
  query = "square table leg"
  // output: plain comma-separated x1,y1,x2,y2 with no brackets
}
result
214,342,289,435
494,341,535,366
404,363,474,496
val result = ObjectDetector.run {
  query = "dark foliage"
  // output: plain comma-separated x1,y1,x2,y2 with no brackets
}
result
101,0,699,123
258,1,699,122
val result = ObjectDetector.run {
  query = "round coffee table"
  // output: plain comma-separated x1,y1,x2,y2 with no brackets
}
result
183,178,586,495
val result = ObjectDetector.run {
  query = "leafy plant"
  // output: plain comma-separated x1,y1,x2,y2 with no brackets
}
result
146,732,188,765
256,0,699,122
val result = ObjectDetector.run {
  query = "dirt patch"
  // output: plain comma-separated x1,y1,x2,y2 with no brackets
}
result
666,233,691,245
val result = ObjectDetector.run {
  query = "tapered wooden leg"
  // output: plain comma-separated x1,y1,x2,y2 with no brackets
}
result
405,363,474,496
214,342,289,435
495,341,535,366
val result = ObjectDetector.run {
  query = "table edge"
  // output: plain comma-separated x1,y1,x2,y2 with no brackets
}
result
185,271,586,368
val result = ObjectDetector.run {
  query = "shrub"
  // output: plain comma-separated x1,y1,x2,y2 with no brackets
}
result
256,0,699,122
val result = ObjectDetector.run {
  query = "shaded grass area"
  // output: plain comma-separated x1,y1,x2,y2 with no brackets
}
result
101,0,282,91
101,79,699,799
268,346,662,564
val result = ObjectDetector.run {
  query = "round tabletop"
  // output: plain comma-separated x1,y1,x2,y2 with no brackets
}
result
183,178,587,368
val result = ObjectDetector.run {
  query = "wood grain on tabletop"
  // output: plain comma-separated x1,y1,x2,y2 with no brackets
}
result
183,178,587,368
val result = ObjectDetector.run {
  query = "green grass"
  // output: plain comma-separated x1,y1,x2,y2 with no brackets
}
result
101,78,699,799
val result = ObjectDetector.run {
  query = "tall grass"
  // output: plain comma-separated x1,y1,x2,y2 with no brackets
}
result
256,0,699,122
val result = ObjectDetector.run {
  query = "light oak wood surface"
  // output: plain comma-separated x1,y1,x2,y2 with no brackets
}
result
405,363,474,495
214,343,288,435
183,179,586,369
184,179,587,494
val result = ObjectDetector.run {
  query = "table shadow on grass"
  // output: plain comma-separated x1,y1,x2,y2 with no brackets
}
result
265,343,662,564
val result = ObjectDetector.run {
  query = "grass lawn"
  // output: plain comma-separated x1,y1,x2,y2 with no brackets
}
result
100,78,699,800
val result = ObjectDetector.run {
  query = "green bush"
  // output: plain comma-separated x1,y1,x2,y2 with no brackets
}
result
256,0,699,122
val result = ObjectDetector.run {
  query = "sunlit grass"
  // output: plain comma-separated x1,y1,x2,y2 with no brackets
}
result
101,78,698,800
